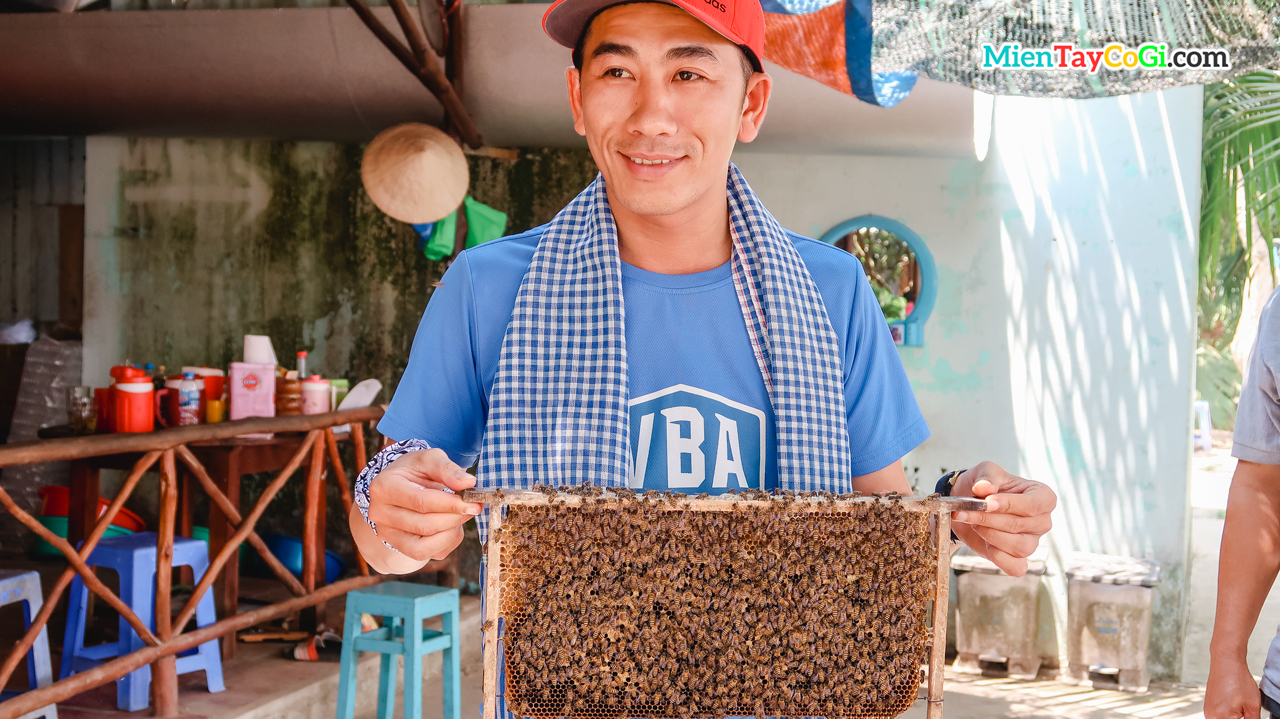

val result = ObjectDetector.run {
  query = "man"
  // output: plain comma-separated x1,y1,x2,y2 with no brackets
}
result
1206,288,1280,719
351,0,1053,626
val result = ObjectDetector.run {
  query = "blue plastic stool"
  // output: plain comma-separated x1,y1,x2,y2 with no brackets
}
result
0,570,57,719
336,582,460,719
60,532,224,711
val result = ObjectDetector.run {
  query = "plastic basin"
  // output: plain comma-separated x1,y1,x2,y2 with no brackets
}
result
34,515,133,558
190,526,247,564
245,533,345,584
37,486,147,532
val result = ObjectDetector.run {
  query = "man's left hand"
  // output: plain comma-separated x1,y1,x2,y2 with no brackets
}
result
950,461,1056,577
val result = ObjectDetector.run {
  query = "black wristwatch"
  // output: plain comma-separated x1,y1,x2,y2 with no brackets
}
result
934,469,964,546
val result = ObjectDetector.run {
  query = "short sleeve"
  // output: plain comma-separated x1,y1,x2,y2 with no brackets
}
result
842,263,932,476
378,253,487,468
1233,289,1280,464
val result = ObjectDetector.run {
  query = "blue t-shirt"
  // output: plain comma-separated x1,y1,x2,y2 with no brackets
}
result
378,225,930,494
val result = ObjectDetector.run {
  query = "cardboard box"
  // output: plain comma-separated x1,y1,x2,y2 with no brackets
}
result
229,362,275,438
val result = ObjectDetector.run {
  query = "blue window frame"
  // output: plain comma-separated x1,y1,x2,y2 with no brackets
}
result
818,215,935,347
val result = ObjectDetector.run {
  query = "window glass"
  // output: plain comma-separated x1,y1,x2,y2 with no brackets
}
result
834,227,920,322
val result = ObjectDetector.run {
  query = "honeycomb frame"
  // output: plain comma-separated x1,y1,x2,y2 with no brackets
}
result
464,489,983,719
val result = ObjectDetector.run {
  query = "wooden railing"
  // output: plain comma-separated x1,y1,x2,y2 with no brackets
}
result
0,407,446,719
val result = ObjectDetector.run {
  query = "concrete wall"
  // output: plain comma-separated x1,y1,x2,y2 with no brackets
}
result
82,139,595,391
81,84,1201,678
734,84,1203,680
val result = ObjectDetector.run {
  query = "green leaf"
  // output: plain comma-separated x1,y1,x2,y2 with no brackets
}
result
1196,340,1242,431
1200,69,1280,350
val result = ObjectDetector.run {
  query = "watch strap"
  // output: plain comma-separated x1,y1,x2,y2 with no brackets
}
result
934,469,964,545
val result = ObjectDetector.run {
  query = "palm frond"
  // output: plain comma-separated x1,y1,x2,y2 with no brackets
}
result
1199,69,1280,350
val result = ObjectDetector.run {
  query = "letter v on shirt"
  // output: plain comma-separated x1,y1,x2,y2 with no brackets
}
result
376,224,931,494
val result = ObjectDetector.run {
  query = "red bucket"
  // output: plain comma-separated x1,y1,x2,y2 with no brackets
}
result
37,486,147,533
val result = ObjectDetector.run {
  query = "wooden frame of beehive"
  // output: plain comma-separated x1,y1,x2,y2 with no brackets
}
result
464,490,985,719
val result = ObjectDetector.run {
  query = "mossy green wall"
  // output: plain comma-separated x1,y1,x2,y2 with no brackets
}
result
81,137,596,578
84,138,597,397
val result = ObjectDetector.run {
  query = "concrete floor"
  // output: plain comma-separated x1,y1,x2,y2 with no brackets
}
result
43,585,1216,719
1180,435,1280,686
44,444,1271,719
53,594,483,719
919,674,1206,719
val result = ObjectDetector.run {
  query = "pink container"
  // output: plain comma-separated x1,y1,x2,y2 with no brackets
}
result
229,362,276,421
301,376,330,415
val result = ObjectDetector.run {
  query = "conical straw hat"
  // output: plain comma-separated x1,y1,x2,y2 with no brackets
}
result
361,123,469,224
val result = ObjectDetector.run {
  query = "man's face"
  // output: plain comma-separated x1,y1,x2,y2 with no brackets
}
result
566,3,770,218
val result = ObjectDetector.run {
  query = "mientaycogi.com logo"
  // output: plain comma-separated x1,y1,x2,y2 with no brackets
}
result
981,43,1232,73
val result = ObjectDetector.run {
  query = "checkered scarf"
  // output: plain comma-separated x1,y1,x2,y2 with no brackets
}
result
474,163,851,544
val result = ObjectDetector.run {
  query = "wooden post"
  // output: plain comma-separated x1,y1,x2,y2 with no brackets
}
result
344,0,482,148
152,450,179,717
482,506,503,719
300,436,327,632
177,465,194,586
57,204,84,333
68,458,99,548
927,510,951,719
351,422,367,469
325,428,369,577
205,448,241,660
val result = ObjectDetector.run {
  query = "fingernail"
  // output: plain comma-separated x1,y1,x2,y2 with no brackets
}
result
953,512,968,523
455,468,471,480
986,498,1000,512
466,505,482,515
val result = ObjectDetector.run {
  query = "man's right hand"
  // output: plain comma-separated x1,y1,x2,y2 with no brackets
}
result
349,447,484,575
1205,657,1262,719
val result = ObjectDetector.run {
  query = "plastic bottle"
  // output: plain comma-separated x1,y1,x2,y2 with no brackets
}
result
296,351,307,379
177,372,201,426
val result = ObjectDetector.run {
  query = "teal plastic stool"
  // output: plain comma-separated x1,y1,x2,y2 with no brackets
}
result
336,582,460,719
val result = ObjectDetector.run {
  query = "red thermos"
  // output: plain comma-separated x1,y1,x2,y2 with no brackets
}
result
111,379,156,433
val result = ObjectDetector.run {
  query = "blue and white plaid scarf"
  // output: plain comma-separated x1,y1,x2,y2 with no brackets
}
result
474,163,852,544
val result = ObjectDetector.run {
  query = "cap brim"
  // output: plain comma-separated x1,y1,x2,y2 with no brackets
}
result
543,0,760,71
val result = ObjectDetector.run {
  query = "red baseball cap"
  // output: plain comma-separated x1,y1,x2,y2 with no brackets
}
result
543,0,764,72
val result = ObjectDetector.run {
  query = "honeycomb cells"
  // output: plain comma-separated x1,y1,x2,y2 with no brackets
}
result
494,490,937,719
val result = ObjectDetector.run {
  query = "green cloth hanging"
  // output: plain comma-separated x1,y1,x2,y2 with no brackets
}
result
463,197,508,249
424,209,457,261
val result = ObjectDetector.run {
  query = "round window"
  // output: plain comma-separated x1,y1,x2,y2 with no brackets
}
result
833,226,920,322
819,216,935,347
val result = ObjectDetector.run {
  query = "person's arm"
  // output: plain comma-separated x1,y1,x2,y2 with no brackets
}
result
350,446,483,575
852,458,1056,575
1206,460,1280,719
850,462,912,495
349,251,491,574
830,252,1055,575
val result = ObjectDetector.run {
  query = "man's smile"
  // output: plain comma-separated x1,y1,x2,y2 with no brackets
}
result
620,151,685,177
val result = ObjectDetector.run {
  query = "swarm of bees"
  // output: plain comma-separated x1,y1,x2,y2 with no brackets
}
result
493,486,937,719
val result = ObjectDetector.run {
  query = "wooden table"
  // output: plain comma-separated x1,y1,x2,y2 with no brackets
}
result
68,427,367,659
0,408,392,718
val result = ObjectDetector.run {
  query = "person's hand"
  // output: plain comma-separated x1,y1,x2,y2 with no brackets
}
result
949,461,1056,577
366,448,484,563
1205,656,1261,719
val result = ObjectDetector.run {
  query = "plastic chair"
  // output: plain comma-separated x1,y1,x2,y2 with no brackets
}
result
336,582,460,719
1194,399,1213,452
60,532,224,711
0,570,57,719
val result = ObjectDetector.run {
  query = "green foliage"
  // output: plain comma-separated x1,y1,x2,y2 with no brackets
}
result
1196,340,1242,431
874,284,908,321
1199,70,1280,350
842,227,916,322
